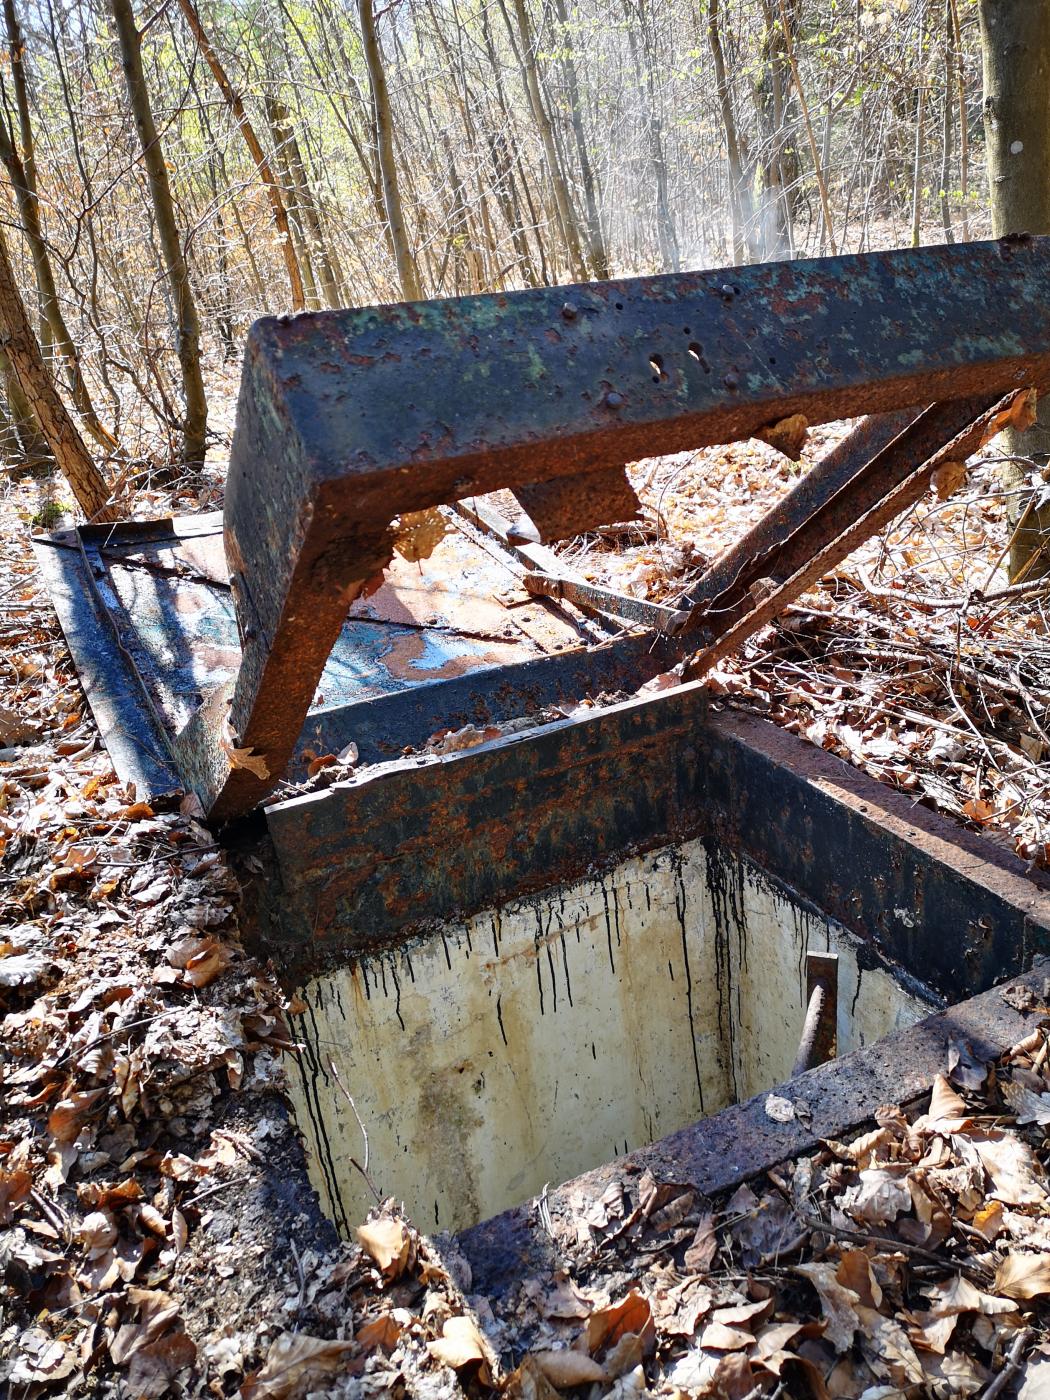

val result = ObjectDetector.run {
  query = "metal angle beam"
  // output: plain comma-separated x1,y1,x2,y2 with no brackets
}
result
210,237,1050,818
683,389,1038,676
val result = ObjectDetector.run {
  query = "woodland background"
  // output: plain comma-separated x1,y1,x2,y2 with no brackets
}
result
0,0,991,488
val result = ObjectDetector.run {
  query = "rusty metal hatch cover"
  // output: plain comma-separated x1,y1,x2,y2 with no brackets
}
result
34,237,1050,826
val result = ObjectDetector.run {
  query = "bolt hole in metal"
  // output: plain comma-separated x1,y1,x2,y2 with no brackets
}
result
688,342,711,373
649,353,669,384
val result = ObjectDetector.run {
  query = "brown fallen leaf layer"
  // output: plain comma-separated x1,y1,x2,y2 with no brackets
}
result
4,433,1050,1400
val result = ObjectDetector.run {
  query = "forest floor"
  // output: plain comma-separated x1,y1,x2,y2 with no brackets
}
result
2,418,1050,1399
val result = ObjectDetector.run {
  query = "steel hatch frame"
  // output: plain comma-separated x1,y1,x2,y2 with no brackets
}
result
33,237,1050,822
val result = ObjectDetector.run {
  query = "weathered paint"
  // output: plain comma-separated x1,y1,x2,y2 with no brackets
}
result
285,836,930,1237
218,237,1050,817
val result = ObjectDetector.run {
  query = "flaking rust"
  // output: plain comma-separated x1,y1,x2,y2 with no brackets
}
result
58,239,1050,821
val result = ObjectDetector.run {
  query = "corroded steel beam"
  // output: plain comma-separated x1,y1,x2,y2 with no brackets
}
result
210,237,1050,820
682,389,1038,677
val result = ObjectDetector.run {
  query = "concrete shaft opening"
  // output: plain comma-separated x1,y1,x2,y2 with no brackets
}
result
287,836,928,1236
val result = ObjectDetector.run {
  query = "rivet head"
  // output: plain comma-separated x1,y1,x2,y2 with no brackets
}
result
723,371,739,391
605,391,624,409
561,302,577,321
720,283,735,300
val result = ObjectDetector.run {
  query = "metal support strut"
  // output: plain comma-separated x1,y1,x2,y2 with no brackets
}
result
792,952,839,1077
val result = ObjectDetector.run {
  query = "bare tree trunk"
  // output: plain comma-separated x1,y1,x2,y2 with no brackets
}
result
910,0,926,247
0,347,51,466
110,0,207,468
948,0,970,239
706,0,750,262
269,99,343,308
265,98,320,308
624,0,680,271
510,0,589,282
173,0,305,312
777,0,836,253
979,0,1050,579
358,0,422,301
939,0,955,241
1,0,118,454
0,225,114,518
551,0,608,278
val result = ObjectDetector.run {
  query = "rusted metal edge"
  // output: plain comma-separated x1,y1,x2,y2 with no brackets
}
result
292,629,687,775
523,571,691,634
453,957,1050,1298
682,389,1039,670
217,237,1050,821
253,691,1050,992
31,534,184,804
691,409,921,607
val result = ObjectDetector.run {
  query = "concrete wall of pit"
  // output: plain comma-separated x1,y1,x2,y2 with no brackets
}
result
284,835,931,1236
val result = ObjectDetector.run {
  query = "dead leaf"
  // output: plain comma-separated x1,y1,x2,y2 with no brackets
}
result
1002,1078,1050,1126
764,1093,795,1123
972,1133,1048,1206
241,1333,356,1399
0,1165,32,1223
586,1290,654,1358
221,718,269,780
925,1072,969,1126
948,1037,989,1091
127,1329,197,1397
427,1314,496,1384
392,507,448,563
932,459,967,501
356,1215,410,1279
794,1261,861,1352
972,1200,1006,1241
503,1357,560,1400
1016,1344,1050,1400
531,1350,607,1389
836,1250,882,1309
48,1087,106,1144
684,1211,717,1272
995,1253,1050,1301
839,1165,912,1224
699,1321,753,1351
356,1314,403,1353
757,413,809,460
855,1305,924,1386
8,1328,76,1385
167,935,232,989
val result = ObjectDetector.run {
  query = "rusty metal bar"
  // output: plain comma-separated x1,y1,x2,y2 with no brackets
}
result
689,408,919,613
523,571,691,633
682,389,1039,678
208,238,1050,819
681,394,1007,637
792,952,839,1076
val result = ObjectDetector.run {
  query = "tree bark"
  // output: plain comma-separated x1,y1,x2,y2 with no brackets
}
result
510,0,589,283
110,0,208,469
173,0,305,312
358,0,422,301
979,0,1050,578
0,225,115,518
706,0,751,262
1,0,118,454
551,0,608,278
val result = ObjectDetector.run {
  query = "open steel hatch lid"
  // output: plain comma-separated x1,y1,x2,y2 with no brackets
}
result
35,238,1050,823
